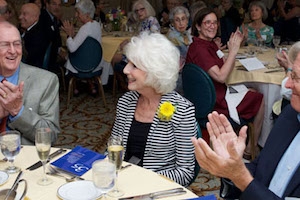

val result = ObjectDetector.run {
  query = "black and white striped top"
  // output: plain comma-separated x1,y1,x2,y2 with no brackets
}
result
112,91,197,187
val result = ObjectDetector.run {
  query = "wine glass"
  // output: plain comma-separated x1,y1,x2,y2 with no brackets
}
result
107,135,124,197
273,35,281,50
0,130,21,174
35,127,53,185
92,160,116,199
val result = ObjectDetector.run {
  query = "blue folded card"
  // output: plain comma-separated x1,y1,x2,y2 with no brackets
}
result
187,195,217,200
51,146,106,176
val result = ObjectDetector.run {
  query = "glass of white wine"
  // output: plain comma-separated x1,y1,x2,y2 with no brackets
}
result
0,130,21,174
35,127,53,186
107,134,124,197
92,160,116,199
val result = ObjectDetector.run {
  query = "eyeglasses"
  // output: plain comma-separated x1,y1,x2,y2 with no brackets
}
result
174,17,188,23
134,7,145,14
202,20,218,27
290,71,300,83
0,41,22,50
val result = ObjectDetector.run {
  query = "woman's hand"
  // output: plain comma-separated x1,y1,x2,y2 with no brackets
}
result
62,20,75,38
227,28,243,55
277,50,292,70
213,37,226,50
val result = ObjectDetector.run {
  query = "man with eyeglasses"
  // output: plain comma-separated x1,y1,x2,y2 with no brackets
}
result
0,21,60,145
192,41,300,199
39,0,62,73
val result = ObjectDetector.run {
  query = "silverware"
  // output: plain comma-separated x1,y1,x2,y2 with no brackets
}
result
26,148,66,170
119,187,187,200
264,69,284,73
120,164,132,171
48,165,84,182
4,171,23,200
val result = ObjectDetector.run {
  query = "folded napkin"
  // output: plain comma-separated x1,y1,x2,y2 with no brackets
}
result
187,194,217,200
51,146,106,176
225,84,249,124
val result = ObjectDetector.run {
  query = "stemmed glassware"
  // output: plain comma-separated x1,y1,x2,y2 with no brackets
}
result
35,127,53,185
273,35,281,50
92,160,116,199
107,134,124,197
0,130,21,174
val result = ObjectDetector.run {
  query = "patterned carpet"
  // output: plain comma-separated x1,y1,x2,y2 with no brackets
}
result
54,79,220,198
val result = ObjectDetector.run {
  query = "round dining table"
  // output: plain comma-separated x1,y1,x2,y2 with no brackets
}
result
0,146,198,200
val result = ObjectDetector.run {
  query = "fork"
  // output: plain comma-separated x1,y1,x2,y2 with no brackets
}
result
48,166,84,181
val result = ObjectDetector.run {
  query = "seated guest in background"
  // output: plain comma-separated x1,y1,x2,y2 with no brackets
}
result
112,0,161,87
216,0,242,45
132,0,161,33
276,0,300,43
186,8,264,159
29,0,45,10
62,0,102,96
167,6,192,94
192,41,300,199
159,0,183,28
94,0,106,24
241,1,274,47
19,3,48,68
0,0,8,22
189,0,207,25
111,33,197,187
0,21,60,145
39,0,62,72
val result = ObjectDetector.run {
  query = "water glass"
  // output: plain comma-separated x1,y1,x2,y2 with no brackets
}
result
0,131,21,174
92,160,116,199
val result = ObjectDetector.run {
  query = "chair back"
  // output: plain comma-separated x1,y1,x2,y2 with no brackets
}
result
182,63,216,127
42,42,52,70
69,37,102,73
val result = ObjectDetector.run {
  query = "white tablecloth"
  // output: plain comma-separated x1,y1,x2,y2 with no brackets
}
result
0,146,198,200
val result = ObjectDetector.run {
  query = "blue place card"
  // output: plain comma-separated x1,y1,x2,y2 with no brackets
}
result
51,146,106,176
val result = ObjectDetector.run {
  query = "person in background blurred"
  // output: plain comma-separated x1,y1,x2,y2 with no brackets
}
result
112,32,197,187
241,1,274,47
132,0,161,33
62,0,102,96
29,0,45,10
186,8,264,160
19,3,48,68
216,0,242,45
0,0,8,22
276,0,300,43
39,0,62,73
167,6,192,94
159,0,183,28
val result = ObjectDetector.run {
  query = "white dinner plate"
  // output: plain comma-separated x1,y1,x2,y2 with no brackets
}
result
0,171,9,185
57,180,103,200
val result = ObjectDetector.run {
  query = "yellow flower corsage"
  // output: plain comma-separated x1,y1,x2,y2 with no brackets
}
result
157,101,176,122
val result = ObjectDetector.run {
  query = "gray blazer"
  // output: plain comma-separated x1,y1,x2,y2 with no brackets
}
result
8,63,60,145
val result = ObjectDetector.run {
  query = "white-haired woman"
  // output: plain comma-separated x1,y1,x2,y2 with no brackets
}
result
167,6,192,94
132,0,160,33
62,0,102,95
241,1,274,47
111,33,197,187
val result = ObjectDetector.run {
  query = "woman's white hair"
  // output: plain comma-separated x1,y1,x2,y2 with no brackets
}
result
132,0,156,22
75,0,95,19
124,32,180,94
